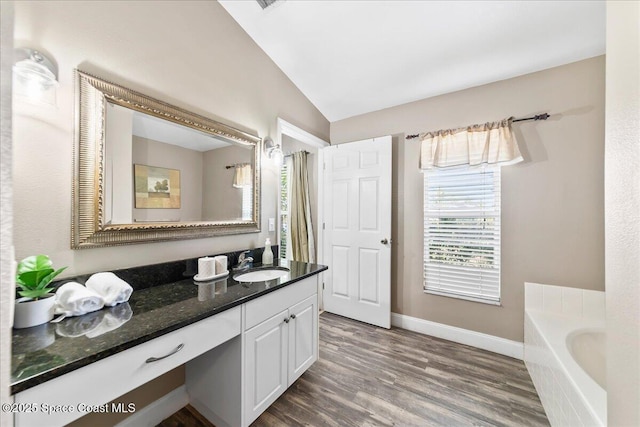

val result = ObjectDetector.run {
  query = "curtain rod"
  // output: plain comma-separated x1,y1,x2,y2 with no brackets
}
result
405,113,550,140
284,150,310,158
225,163,250,169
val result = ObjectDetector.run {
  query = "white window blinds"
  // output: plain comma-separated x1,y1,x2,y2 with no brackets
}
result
423,165,501,304
279,162,289,259
241,184,253,221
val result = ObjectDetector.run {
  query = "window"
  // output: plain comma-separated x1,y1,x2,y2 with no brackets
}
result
279,162,289,259
423,165,501,304
241,183,253,221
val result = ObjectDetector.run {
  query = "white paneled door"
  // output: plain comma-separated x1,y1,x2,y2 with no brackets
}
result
322,136,392,328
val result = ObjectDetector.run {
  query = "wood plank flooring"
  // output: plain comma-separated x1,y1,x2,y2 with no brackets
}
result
161,312,549,427
158,404,215,427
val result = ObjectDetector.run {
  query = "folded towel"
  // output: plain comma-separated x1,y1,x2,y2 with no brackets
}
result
85,272,133,307
85,303,133,338
56,310,105,338
54,282,104,317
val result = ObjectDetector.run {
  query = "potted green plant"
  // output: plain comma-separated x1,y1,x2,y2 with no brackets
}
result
14,255,67,329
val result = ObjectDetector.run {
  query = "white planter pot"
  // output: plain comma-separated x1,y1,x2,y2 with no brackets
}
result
13,294,56,329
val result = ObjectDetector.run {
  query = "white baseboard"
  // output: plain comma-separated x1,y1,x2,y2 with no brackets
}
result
115,384,189,427
391,312,524,360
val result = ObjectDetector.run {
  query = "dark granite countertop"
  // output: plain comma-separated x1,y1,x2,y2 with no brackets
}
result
11,259,327,394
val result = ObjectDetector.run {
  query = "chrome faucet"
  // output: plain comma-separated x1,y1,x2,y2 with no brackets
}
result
235,251,253,270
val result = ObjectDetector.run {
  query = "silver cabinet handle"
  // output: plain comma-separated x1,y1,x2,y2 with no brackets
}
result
290,314,296,320
145,343,184,363
284,317,290,323
381,238,389,245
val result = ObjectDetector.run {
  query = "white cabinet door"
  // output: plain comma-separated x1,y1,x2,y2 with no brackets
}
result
287,294,318,386
243,309,289,425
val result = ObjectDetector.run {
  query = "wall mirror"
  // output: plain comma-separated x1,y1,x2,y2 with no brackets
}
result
72,70,261,248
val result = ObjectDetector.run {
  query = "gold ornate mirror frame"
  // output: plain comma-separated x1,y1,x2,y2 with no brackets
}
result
72,70,261,248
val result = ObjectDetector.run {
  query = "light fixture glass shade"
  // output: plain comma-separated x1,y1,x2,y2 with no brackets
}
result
270,147,284,166
13,48,59,105
264,137,284,166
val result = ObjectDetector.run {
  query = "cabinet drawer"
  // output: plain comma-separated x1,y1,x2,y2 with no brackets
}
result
244,276,317,331
14,306,241,427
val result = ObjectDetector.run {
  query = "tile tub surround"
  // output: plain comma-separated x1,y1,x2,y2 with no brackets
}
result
524,282,606,426
524,282,606,320
11,258,326,394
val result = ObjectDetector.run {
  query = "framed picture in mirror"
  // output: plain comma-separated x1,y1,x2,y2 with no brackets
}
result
134,164,181,209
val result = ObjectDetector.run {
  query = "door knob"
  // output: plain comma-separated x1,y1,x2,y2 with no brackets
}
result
381,238,389,245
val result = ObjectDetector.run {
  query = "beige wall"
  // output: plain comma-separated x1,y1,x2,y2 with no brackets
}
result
105,104,134,224
132,136,204,222
331,57,605,342
605,2,640,425
11,0,328,422
68,367,185,427
202,144,253,221
1,2,14,426
12,0,328,276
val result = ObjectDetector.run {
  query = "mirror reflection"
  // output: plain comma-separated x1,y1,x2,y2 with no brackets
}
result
104,103,254,225
72,70,261,248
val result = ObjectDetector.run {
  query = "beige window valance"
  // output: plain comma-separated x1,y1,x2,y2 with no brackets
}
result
419,117,523,170
233,163,252,188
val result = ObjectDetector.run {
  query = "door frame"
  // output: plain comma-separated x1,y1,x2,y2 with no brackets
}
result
276,118,329,305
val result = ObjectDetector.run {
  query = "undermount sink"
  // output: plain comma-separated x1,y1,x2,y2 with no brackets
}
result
233,267,290,283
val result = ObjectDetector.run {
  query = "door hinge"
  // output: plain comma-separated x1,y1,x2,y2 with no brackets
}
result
322,222,325,230
323,162,326,170
322,282,325,290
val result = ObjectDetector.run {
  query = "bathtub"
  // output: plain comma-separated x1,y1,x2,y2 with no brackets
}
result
568,328,606,390
524,283,606,427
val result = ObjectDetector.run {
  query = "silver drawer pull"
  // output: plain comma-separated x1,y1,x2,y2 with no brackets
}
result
145,343,184,363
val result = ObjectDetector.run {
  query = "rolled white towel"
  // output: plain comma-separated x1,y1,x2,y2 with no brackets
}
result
54,282,104,317
85,272,133,307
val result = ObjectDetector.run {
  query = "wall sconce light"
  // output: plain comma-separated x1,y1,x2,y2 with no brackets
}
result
13,48,59,105
264,137,284,166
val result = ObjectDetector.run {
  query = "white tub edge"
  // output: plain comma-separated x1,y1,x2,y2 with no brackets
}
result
525,309,606,426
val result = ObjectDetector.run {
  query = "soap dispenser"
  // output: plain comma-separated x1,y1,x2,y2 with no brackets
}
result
262,238,274,265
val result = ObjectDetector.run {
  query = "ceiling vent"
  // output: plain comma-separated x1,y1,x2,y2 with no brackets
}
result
256,0,278,10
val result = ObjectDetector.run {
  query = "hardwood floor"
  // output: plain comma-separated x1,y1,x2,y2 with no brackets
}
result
161,312,549,427
158,404,215,427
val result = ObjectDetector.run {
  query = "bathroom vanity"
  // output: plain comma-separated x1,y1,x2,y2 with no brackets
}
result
10,259,327,427
8,69,329,426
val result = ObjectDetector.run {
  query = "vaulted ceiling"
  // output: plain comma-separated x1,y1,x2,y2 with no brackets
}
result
219,0,605,122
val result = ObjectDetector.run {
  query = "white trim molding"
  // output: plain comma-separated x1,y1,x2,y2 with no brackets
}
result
276,117,330,309
391,312,524,360
115,385,189,427
277,118,329,149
